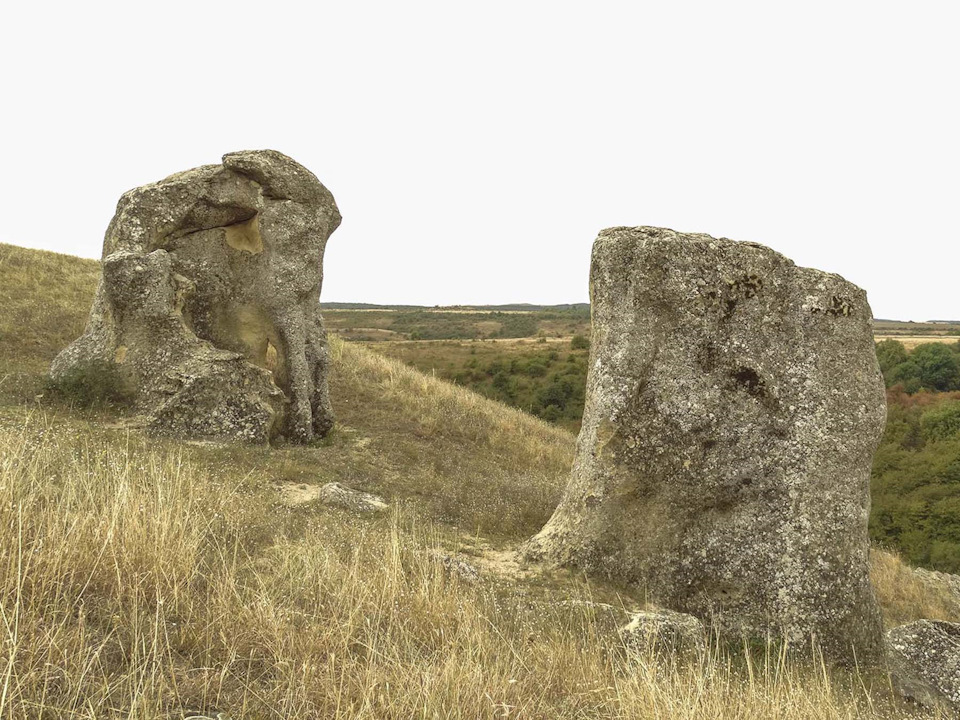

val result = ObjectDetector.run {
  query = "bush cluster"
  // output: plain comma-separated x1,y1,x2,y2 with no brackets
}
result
44,359,135,409
447,348,589,428
877,339,960,393
570,334,590,350
871,388,960,571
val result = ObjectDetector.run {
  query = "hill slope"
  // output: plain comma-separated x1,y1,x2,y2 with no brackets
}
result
0,241,955,718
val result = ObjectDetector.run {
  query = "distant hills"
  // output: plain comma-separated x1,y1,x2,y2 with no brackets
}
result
322,302,591,313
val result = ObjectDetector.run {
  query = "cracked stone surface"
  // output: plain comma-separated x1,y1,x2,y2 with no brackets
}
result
51,150,340,443
523,226,886,663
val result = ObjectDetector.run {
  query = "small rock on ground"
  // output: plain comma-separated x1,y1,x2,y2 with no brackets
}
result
620,608,706,659
429,551,481,583
277,481,388,513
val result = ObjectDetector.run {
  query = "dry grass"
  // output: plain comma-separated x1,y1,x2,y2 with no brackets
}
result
0,242,953,717
0,243,100,374
871,547,960,628
333,337,572,470
0,419,931,719
874,336,960,351
321,336,574,539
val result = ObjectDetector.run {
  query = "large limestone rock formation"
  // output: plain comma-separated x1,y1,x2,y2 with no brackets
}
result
51,150,340,443
524,226,886,661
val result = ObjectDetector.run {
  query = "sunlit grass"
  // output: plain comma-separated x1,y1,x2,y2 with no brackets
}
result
0,419,932,718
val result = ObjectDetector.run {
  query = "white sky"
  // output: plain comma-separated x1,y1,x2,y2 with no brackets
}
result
2,2,957,320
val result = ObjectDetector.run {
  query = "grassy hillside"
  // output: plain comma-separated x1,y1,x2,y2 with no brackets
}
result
370,337,591,431
0,244,100,376
0,241,954,718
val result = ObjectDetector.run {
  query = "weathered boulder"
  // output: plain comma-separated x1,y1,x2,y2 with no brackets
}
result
51,150,340,443
523,226,886,662
887,620,960,713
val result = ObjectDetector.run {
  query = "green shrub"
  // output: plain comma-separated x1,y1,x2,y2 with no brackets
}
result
570,335,590,350
524,360,548,378
876,339,908,376
930,540,960,573
922,401,960,442
877,341,960,393
538,405,562,423
889,360,921,388
45,360,135,409
913,344,960,391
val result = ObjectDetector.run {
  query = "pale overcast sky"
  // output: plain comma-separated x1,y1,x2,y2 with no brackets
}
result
2,2,956,320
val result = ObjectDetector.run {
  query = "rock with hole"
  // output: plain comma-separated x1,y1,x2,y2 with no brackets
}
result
523,226,886,662
51,150,340,443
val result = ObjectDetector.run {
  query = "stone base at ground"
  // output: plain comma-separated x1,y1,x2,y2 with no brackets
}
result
620,609,706,660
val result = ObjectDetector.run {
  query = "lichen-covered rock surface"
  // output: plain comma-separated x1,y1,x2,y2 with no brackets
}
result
51,150,340,443
523,226,886,662
887,620,960,713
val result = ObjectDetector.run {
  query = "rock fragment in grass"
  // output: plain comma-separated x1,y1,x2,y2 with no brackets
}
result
316,482,388,513
429,550,481,583
620,609,706,659
887,619,960,713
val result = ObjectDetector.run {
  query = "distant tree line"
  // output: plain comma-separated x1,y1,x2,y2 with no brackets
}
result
327,308,590,341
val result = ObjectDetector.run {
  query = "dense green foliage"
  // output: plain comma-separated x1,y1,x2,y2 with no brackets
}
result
370,339,591,430
400,311,540,339
871,389,960,571
451,344,590,427
877,339,960,392
870,339,960,572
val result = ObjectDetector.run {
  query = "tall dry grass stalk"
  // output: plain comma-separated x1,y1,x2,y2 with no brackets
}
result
0,416,930,719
